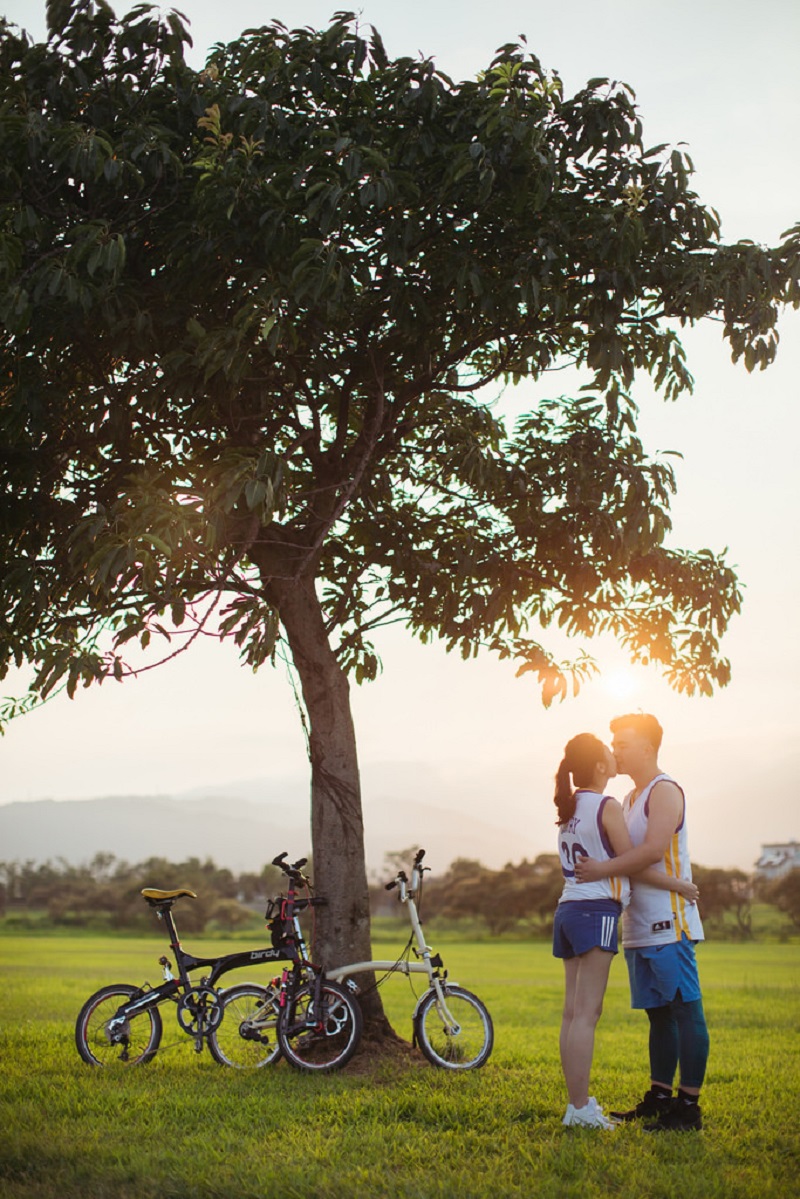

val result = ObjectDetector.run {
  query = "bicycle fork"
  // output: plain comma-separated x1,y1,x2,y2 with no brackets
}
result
403,888,463,1038
279,966,327,1033
103,982,176,1060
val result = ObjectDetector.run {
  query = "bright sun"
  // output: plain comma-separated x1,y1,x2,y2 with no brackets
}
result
600,667,639,700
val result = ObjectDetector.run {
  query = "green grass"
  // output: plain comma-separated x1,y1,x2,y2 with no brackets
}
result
1,932,798,1199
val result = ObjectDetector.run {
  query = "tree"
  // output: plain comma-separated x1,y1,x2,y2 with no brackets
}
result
1,3,798,1030
0,851,271,929
692,865,753,939
760,870,800,934
209,897,258,932
422,855,564,936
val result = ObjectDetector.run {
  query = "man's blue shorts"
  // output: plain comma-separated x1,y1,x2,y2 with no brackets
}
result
624,937,703,1009
552,899,622,959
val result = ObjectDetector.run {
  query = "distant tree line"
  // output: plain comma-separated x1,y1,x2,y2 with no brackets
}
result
372,850,800,941
371,853,566,938
1,853,797,940
0,854,285,932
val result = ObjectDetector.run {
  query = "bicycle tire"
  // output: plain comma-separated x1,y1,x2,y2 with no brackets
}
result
413,984,493,1070
207,983,282,1068
277,979,362,1072
75,984,162,1066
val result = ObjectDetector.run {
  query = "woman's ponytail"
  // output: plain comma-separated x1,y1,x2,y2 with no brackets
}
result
553,733,606,826
554,758,575,826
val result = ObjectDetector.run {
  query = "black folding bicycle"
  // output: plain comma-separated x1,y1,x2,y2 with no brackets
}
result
74,854,362,1072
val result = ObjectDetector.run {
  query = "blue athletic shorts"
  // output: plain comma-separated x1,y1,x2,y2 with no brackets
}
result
552,899,622,959
624,938,703,1009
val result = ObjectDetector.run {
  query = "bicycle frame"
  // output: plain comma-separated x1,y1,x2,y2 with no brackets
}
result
263,866,329,1027
153,899,289,989
98,893,291,1048
217,854,363,1071
325,851,461,1033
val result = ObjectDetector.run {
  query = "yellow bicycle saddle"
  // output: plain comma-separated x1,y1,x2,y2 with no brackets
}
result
141,887,197,901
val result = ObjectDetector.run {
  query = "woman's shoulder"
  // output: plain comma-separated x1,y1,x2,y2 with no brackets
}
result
599,794,624,822
576,789,618,804
574,789,620,817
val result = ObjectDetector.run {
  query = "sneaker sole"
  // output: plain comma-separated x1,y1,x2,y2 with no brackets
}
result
644,1121,702,1133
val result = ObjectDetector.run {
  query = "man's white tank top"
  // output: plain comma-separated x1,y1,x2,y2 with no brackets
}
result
621,772,704,947
557,790,630,906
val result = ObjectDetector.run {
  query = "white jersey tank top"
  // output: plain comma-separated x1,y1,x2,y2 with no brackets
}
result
621,772,704,947
557,790,630,906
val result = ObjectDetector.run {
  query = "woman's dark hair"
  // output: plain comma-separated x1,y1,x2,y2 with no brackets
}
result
554,733,607,826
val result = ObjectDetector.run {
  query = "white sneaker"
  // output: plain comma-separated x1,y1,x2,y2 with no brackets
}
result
562,1104,575,1126
568,1097,617,1129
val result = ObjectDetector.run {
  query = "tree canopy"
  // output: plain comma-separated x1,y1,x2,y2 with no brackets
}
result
4,1,798,703
1,1,798,1020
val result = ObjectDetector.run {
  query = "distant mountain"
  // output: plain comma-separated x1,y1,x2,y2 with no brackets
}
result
0,795,308,874
0,787,521,875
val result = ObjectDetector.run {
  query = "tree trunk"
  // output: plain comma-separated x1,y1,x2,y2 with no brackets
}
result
267,572,393,1037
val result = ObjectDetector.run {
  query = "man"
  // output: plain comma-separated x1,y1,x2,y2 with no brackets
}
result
574,713,708,1132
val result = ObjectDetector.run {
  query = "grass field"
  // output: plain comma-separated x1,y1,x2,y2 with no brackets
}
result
1,930,798,1199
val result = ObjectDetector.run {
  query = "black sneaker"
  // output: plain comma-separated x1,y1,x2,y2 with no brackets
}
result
644,1097,703,1133
610,1088,673,1122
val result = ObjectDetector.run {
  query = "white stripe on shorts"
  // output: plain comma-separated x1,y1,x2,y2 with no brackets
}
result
601,915,614,949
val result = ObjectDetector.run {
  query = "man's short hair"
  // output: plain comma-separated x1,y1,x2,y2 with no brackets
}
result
610,713,663,752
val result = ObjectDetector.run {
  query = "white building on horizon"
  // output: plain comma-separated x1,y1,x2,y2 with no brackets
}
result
754,841,800,879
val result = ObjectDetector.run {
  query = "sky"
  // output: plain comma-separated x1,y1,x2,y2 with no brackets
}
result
1,0,798,871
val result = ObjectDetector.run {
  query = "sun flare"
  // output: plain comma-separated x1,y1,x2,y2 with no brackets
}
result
600,667,639,701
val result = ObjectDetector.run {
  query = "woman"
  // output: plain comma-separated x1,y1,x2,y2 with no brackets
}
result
553,733,698,1129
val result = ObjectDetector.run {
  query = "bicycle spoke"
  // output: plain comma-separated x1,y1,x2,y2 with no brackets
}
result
278,980,362,1072
208,984,282,1068
75,985,162,1066
414,985,493,1070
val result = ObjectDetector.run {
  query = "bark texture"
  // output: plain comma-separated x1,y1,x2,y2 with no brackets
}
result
267,573,392,1035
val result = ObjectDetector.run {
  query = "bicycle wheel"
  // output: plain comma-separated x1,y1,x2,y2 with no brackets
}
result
278,979,362,1072
207,983,282,1068
75,984,162,1066
413,984,493,1070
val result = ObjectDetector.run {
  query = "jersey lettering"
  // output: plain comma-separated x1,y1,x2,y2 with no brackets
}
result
556,791,630,906
560,839,588,879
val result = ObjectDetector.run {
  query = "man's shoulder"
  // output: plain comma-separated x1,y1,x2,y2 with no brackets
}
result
651,774,683,798
647,775,686,822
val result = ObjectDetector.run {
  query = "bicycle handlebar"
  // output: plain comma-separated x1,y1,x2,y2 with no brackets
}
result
385,849,427,890
272,852,308,875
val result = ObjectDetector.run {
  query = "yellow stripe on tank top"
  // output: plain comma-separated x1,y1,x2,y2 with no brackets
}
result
667,832,690,938
665,844,678,934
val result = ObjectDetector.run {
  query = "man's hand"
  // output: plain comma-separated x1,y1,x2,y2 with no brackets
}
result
574,856,605,883
675,878,699,904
